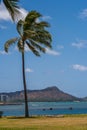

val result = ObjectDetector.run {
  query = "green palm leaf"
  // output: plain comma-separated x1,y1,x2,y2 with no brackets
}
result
28,30,52,48
29,39,46,53
3,0,20,21
4,37,18,52
25,11,41,23
35,21,50,29
23,11,42,31
26,41,40,56
17,20,24,36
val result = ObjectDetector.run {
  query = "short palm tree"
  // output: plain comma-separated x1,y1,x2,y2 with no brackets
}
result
0,0,21,21
4,10,52,117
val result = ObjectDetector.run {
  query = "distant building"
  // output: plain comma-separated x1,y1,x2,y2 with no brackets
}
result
0,95,8,102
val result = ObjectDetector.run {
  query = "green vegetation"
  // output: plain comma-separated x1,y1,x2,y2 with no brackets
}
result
0,115,87,130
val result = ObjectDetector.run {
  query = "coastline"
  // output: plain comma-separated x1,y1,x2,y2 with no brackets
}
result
0,102,22,105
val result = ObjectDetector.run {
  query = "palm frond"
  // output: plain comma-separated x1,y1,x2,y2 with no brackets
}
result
23,19,50,32
25,11,42,23
23,29,52,48
3,0,21,21
28,30,52,48
34,38,52,48
26,41,40,56
23,30,37,39
35,21,50,28
23,28,52,46
37,30,52,42
17,20,24,36
23,11,42,31
29,39,46,53
4,37,18,52
4,10,52,56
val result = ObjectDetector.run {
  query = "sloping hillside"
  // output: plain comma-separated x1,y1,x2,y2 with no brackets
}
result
0,86,81,102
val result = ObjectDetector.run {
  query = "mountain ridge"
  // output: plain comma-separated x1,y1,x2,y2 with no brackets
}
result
0,86,82,102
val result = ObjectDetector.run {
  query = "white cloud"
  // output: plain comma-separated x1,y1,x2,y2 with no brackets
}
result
42,16,52,20
15,45,60,56
0,3,11,21
72,64,87,71
35,15,52,24
0,50,10,55
14,44,30,52
19,8,28,20
71,40,87,49
79,9,87,19
0,3,28,22
25,68,33,73
46,48,61,56
14,46,18,51
24,44,30,52
57,45,64,49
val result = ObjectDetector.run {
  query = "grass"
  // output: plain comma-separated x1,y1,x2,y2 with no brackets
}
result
0,114,87,130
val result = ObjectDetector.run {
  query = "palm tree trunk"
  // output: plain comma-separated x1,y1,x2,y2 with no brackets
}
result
22,51,29,117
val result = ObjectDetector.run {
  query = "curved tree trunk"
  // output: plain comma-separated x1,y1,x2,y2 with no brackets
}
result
22,51,29,117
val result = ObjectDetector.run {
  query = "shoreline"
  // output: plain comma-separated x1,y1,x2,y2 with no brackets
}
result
0,102,22,105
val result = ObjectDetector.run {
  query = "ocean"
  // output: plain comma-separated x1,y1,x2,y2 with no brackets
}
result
0,101,87,116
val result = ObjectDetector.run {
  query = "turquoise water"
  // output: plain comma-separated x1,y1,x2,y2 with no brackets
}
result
0,102,87,116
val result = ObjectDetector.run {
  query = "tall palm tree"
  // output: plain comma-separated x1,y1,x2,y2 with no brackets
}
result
4,10,52,117
0,0,21,21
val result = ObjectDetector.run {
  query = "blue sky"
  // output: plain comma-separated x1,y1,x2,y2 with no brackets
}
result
1,0,87,97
